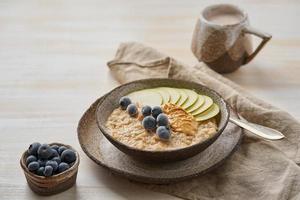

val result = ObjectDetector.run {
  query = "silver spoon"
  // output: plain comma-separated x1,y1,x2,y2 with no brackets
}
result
229,117,285,140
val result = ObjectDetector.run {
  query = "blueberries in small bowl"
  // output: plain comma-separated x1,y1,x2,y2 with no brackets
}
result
28,161,40,172
44,165,53,177
50,144,59,152
58,146,67,155
24,142,77,177
26,155,37,166
46,160,58,172
61,149,76,163
36,167,45,176
58,162,70,173
28,142,41,156
51,148,59,157
37,144,53,160
52,156,61,164
38,159,47,167
21,142,80,195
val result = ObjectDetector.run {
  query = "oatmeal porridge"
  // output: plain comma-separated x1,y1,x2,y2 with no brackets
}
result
106,103,218,151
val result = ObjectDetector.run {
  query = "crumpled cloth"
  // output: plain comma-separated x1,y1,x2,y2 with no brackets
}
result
107,42,300,200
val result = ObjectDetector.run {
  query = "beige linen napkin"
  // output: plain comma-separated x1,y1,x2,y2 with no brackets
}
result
108,42,300,200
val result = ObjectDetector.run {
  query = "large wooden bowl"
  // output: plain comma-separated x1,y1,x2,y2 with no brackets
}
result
96,78,230,162
20,143,80,196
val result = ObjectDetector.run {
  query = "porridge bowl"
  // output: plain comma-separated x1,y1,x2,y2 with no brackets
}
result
96,78,229,162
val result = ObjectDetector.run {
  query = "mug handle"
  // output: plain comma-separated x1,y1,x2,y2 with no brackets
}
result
243,26,272,64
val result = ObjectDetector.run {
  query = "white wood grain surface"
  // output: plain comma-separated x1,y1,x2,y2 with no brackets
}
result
0,0,299,199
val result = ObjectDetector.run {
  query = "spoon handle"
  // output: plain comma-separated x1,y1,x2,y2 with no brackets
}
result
229,117,285,140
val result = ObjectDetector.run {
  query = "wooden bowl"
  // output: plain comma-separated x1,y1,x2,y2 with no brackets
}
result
20,143,80,196
96,78,230,162
78,96,242,184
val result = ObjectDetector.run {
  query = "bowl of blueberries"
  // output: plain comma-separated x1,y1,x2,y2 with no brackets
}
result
20,142,79,195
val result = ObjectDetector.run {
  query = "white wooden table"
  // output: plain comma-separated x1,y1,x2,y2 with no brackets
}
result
0,0,299,199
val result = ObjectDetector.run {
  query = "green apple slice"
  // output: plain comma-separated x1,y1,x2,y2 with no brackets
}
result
195,103,220,121
167,87,181,104
181,89,199,109
155,87,171,104
186,94,205,113
176,89,189,106
191,95,213,116
128,89,162,107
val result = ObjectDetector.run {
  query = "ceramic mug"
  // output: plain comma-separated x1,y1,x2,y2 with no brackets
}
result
191,4,272,73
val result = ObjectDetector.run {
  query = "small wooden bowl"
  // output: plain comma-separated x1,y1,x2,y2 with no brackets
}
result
20,143,80,196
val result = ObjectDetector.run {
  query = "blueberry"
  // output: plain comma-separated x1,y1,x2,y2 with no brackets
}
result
58,146,67,155
141,105,152,116
119,96,132,110
38,159,47,167
58,162,70,173
44,166,53,177
50,148,59,158
50,145,59,152
27,142,41,156
28,161,39,172
46,160,58,172
157,113,169,127
26,155,37,166
52,156,61,164
61,149,76,164
37,144,53,159
142,116,156,131
151,106,163,118
127,103,138,117
156,126,171,140
36,167,45,176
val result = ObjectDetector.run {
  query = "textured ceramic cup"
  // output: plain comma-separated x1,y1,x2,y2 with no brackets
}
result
96,78,230,162
191,4,272,73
